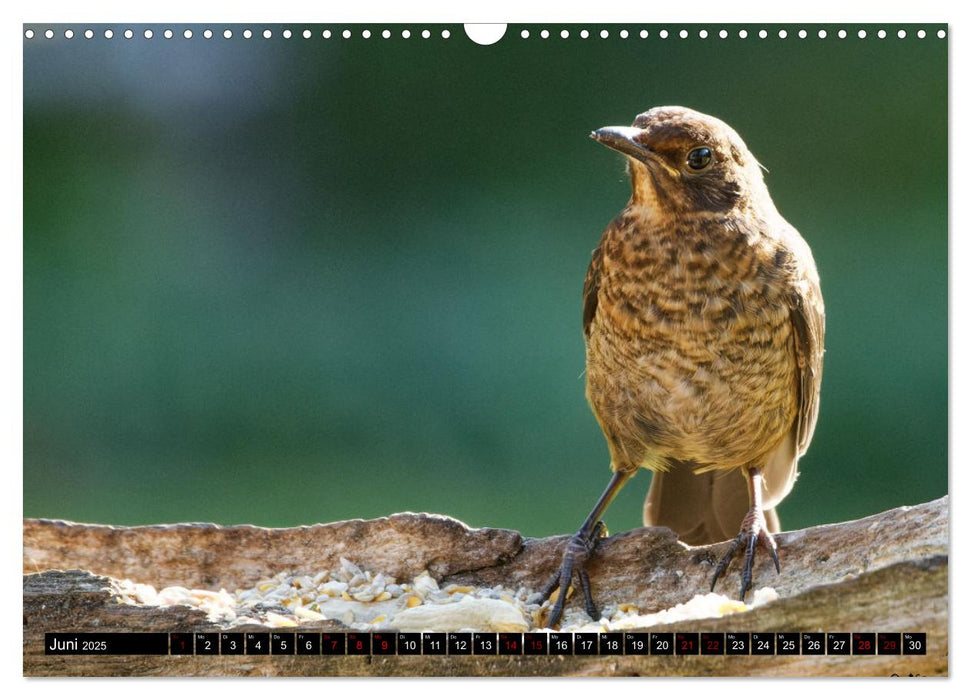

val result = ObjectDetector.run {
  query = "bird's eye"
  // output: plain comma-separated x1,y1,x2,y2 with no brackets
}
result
686,147,713,171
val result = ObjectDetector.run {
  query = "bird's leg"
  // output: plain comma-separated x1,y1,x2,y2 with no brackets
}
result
710,466,781,600
538,470,633,628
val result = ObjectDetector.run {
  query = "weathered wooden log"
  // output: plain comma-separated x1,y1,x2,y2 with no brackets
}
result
23,497,948,676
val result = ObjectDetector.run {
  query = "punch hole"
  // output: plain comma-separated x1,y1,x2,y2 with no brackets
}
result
641,30,649,38
362,29,371,39
918,29,926,38
718,29,727,39
738,29,748,38
798,29,807,38
937,29,946,38
223,29,232,39
698,29,707,39
581,30,590,39
243,29,253,39
659,30,668,39
163,29,173,39
64,29,74,39
184,29,192,39
620,29,629,39
878,29,886,39
24,29,34,39
818,29,827,39
45,29,54,39
303,29,311,39
143,29,153,39
204,29,212,39
263,29,272,39
124,29,133,39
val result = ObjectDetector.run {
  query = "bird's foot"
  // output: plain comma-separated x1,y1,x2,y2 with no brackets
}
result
537,521,608,628
710,507,780,601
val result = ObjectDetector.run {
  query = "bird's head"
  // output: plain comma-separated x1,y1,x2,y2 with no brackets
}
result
592,106,772,216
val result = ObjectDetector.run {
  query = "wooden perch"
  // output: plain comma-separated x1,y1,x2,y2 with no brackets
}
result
23,497,948,677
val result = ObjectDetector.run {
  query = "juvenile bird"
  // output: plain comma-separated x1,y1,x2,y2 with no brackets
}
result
540,106,824,627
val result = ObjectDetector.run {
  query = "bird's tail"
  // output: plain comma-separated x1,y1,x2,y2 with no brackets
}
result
643,460,779,545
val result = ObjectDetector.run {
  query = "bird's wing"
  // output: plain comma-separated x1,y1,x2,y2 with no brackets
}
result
788,278,825,456
582,240,605,337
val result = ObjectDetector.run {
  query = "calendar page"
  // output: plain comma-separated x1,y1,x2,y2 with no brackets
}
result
22,20,948,677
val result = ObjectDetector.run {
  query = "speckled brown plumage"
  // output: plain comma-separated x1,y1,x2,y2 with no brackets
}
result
540,106,824,628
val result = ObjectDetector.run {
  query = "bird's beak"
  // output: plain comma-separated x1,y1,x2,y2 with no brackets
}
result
591,126,658,166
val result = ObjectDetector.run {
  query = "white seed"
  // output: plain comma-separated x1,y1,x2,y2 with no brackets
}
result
320,581,348,595
340,557,363,578
413,572,439,594
294,605,326,621
266,611,298,627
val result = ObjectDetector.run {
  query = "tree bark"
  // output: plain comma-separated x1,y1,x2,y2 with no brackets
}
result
23,497,948,676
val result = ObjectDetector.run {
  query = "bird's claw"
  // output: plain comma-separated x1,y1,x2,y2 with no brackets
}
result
539,521,608,627
710,509,780,600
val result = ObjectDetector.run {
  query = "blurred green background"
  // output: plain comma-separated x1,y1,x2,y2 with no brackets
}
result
23,24,947,536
